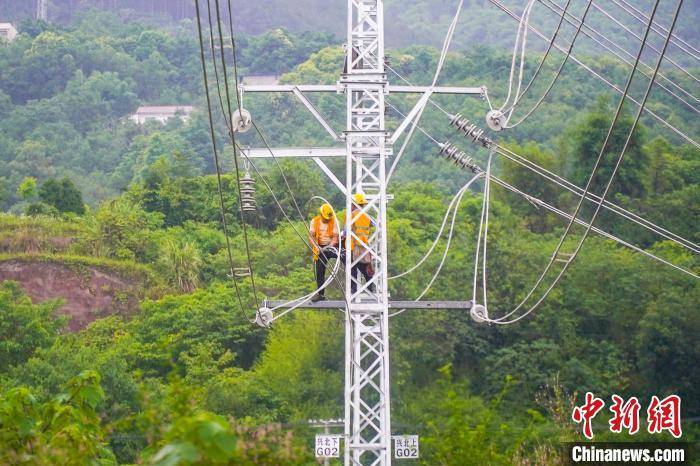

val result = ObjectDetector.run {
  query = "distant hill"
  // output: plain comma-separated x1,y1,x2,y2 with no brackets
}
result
1,0,698,59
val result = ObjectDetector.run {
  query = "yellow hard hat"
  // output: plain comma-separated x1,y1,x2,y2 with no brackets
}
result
353,193,368,206
319,203,334,219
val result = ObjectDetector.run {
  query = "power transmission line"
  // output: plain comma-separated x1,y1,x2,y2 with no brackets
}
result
611,0,700,60
498,0,573,117
385,0,465,184
194,0,250,321
204,0,350,311
537,0,700,114
486,0,700,149
218,0,350,304
498,0,537,118
490,175,699,280
383,97,698,281
201,1,333,266
201,0,348,318
221,0,313,228
472,154,493,312
388,172,484,318
502,0,595,128
209,0,259,303
493,145,700,254
589,0,700,84
484,0,686,324
389,173,482,282
381,65,700,256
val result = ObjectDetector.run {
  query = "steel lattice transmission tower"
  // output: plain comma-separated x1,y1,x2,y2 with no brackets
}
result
242,1,482,464
342,1,392,464
36,0,48,21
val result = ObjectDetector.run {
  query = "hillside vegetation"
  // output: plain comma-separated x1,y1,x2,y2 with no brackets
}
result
1,11,697,209
0,10,698,465
1,0,698,54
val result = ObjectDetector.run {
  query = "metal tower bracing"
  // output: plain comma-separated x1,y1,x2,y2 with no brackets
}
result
240,1,483,464
343,1,391,464
36,0,47,21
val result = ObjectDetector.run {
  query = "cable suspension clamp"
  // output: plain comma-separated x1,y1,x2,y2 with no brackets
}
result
231,108,253,133
255,302,273,328
448,114,494,148
470,303,489,323
438,141,482,173
485,109,506,132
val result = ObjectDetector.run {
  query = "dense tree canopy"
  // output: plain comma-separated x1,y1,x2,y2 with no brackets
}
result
0,10,697,464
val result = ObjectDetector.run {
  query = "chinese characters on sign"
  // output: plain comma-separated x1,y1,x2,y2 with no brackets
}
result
315,435,340,458
572,392,682,439
647,395,682,438
572,392,605,439
609,394,641,435
393,435,419,459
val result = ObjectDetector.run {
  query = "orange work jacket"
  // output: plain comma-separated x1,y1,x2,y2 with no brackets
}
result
310,215,336,261
350,210,371,250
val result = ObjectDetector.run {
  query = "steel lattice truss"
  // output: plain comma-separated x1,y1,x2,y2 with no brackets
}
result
343,1,391,464
239,0,480,463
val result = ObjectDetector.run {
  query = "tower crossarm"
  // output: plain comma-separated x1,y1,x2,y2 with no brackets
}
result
237,2,483,464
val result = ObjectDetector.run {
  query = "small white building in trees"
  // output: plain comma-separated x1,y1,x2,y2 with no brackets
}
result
0,23,18,42
130,105,195,124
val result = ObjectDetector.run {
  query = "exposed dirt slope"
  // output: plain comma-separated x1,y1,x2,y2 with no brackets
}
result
0,259,144,331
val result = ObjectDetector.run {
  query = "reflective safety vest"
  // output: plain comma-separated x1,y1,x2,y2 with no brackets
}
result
310,215,336,261
350,210,371,250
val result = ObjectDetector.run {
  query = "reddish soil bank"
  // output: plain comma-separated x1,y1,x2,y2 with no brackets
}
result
0,260,141,331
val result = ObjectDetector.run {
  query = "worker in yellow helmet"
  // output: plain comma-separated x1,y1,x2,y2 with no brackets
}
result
309,203,339,302
348,193,375,294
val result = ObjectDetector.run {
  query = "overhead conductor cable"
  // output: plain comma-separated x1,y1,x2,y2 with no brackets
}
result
388,97,699,278
503,0,595,128
495,0,573,127
389,172,484,318
194,0,252,321
205,0,349,317
485,0,699,149
223,0,350,308
386,0,465,184
386,97,698,299
611,0,700,60
483,0,688,324
385,66,700,256
211,0,259,303
537,0,699,113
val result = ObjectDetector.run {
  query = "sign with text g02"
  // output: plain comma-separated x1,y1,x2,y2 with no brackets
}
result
315,435,341,458
393,435,419,459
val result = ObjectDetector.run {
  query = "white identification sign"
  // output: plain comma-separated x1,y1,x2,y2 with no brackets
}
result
315,434,341,458
393,435,419,459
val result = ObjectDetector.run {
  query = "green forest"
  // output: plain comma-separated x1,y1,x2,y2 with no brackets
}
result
1,0,699,55
0,6,698,466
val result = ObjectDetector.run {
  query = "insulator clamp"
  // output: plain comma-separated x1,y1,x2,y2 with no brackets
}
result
240,172,256,212
470,303,489,323
449,114,494,148
255,305,273,328
438,142,482,173
231,108,253,133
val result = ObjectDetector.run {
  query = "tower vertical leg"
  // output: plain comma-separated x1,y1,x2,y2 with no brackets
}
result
344,1,391,465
